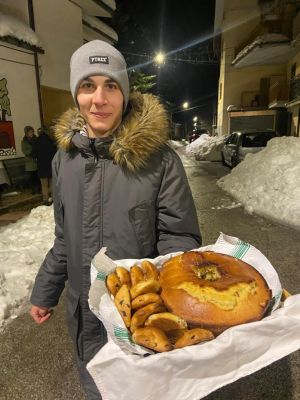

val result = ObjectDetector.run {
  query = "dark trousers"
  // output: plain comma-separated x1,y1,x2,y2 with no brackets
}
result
28,170,40,193
73,304,107,400
76,356,102,400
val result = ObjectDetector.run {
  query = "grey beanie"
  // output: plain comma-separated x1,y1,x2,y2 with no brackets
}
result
70,40,129,110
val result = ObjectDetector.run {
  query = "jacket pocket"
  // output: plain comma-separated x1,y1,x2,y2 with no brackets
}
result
66,287,83,359
128,200,156,257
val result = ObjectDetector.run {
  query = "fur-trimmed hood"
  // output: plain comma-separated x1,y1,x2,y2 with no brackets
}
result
53,92,170,172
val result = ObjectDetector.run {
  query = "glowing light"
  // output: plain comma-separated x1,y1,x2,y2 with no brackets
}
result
193,116,198,122
182,102,189,109
154,52,166,64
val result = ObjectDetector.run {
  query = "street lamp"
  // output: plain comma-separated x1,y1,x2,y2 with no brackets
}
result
193,116,198,122
181,102,189,139
154,52,166,65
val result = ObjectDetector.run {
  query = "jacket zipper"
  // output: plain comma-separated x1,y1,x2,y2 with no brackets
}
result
89,138,98,163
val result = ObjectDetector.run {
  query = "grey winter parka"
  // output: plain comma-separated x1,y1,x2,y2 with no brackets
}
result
30,92,201,363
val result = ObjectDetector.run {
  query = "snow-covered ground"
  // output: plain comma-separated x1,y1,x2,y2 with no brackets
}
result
0,206,54,330
0,136,299,331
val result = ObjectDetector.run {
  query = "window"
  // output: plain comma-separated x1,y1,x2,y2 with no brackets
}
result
241,132,276,147
226,133,238,144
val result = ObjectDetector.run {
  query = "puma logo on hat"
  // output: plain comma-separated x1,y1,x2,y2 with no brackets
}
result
89,56,109,64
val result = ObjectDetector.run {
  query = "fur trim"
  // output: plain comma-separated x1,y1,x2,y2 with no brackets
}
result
53,92,170,172
53,108,85,151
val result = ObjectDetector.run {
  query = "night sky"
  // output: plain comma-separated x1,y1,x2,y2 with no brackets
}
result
113,0,220,127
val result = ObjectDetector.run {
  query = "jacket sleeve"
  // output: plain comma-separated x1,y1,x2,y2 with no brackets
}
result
21,140,33,157
156,147,202,255
30,152,68,307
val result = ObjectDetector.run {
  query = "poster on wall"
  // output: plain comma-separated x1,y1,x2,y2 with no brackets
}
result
0,75,16,157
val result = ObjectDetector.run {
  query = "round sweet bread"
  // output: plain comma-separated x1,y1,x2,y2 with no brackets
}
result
159,251,272,334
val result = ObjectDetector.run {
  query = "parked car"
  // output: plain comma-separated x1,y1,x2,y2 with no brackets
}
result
221,130,277,168
188,128,210,143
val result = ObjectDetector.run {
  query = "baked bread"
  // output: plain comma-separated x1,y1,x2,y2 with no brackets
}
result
174,328,214,349
141,260,159,280
130,302,166,332
115,266,131,287
114,284,131,328
132,327,172,352
159,251,272,334
130,265,145,286
106,272,121,296
145,312,187,332
166,329,187,345
131,293,163,310
130,279,160,299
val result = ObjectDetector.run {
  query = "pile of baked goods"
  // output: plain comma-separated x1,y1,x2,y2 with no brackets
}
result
106,251,272,353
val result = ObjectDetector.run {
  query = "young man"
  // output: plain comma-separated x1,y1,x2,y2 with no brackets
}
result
29,40,201,399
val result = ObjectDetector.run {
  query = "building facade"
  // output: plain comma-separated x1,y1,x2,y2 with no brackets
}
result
214,0,300,137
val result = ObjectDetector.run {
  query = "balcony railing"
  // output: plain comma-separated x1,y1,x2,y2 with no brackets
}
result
289,74,300,102
269,80,288,104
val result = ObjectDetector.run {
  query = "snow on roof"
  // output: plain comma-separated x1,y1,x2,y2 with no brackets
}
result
0,12,42,49
83,13,118,41
232,33,290,65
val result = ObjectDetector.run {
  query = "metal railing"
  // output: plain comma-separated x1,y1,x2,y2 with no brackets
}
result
269,80,288,103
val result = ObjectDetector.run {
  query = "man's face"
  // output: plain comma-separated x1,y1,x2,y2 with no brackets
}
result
27,129,34,139
77,75,124,138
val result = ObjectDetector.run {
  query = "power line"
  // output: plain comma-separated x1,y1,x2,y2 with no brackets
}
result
121,45,219,67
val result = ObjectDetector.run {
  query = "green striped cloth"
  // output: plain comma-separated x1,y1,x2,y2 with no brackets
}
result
96,271,107,281
114,326,132,343
230,239,250,259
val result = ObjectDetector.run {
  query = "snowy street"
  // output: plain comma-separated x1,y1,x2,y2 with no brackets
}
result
1,147,300,399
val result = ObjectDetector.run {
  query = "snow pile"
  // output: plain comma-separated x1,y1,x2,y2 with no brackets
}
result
0,12,43,48
0,206,54,330
185,134,225,161
218,136,300,229
168,139,188,149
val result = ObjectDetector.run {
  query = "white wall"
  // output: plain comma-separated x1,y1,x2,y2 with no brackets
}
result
0,44,41,159
0,0,28,23
33,0,83,91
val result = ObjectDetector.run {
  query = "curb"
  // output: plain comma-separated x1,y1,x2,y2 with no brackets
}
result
0,195,42,215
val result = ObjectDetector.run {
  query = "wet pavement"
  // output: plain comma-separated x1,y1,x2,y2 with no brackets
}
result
0,153,300,400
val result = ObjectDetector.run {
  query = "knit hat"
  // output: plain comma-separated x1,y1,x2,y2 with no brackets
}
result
70,40,129,110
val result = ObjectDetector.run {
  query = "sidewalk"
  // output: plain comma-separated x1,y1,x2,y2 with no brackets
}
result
0,189,43,226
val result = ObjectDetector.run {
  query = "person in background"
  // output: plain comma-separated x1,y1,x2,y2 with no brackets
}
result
21,125,40,194
29,40,201,400
35,127,57,205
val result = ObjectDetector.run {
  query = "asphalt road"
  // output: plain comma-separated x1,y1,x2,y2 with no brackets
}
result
1,152,300,400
